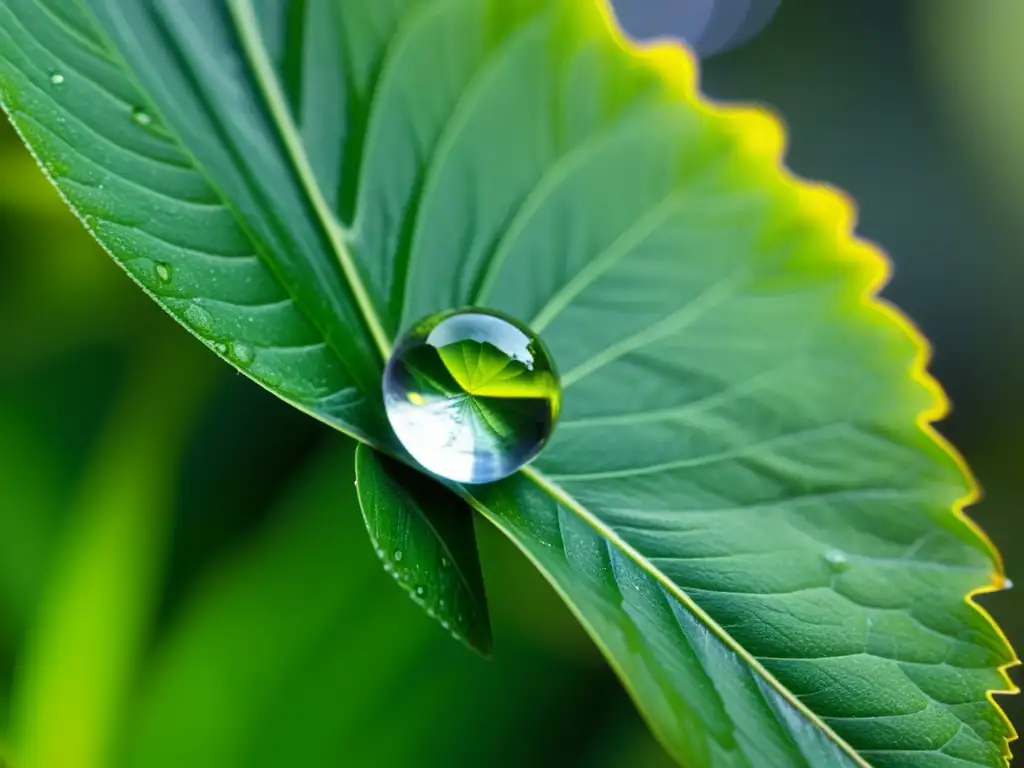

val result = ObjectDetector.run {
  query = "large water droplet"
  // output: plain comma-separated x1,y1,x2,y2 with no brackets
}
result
383,308,560,484
154,262,171,283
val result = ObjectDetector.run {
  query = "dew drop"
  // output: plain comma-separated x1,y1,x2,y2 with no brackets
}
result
823,549,849,572
394,550,403,562
416,586,425,596
49,72,65,86
230,342,254,367
1004,577,1014,590
214,342,228,354
184,303,213,334
131,106,153,127
382,307,560,484
440,556,450,568
154,262,171,283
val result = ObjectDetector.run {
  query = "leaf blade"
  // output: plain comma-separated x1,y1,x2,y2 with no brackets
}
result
355,444,492,655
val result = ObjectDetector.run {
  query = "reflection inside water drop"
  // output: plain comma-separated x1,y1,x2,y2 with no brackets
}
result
382,308,560,484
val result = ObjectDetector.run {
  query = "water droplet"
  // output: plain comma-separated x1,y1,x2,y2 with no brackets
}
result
441,556,450,568
383,308,560,484
440,620,450,631
49,72,65,86
229,342,254,367
184,303,213,334
154,262,171,283
824,549,849,572
375,548,385,559
416,586,425,596
1004,577,1014,590
131,106,153,127
394,550,403,562
439,598,446,608
214,342,227,354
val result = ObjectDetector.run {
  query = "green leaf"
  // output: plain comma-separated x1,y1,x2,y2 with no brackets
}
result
355,444,492,655
0,0,1016,765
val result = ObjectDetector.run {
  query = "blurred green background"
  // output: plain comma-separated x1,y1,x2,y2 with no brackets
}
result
0,2,1020,766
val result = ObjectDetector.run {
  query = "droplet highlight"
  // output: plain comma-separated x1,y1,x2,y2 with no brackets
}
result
49,72,65,86
383,307,560,484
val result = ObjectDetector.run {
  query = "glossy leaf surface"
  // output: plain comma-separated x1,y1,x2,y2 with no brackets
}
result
0,0,1015,765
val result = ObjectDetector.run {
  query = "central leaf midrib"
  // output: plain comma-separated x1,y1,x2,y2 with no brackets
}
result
226,0,393,362
518,464,871,767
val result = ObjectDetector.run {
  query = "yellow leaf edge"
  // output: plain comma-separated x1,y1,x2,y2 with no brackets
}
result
590,0,1020,762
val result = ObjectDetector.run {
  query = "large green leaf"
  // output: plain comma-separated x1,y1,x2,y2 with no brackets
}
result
0,0,1016,766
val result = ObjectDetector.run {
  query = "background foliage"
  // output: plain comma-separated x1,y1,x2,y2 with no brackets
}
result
0,1,1020,765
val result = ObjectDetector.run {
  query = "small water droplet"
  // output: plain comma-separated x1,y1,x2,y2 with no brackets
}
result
394,550,403,562
439,598,445,608
131,106,153,127
440,620,450,631
382,562,393,574
383,308,560,484
214,342,227,354
375,548,385,558
823,549,849,572
229,342,254,367
1004,577,1014,590
416,586,425,596
154,263,171,283
440,556,449,568
184,303,213,334
49,72,65,86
